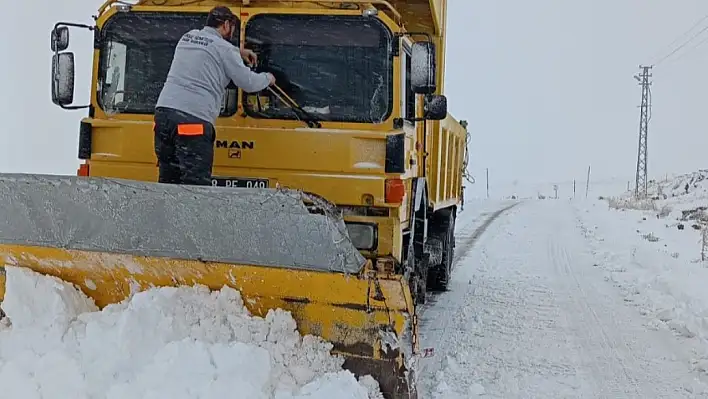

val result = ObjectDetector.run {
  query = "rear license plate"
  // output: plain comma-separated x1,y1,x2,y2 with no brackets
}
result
211,177,269,188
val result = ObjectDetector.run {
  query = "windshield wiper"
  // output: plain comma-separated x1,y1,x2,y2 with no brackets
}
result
267,85,322,129
247,63,322,128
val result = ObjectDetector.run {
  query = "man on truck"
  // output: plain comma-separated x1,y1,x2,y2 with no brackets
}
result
154,6,275,185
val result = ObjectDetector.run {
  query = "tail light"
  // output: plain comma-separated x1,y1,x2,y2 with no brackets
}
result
77,163,89,176
385,178,405,204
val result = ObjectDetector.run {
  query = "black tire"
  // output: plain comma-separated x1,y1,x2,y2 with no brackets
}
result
412,183,428,306
409,255,429,306
428,212,455,291
402,180,429,306
417,259,428,304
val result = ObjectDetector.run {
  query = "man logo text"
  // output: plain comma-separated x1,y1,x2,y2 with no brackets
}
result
215,140,254,150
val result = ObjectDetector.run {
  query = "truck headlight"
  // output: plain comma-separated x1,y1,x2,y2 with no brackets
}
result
345,222,377,250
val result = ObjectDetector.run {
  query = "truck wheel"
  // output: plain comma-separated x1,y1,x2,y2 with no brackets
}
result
445,215,456,278
428,213,455,291
417,258,428,304
409,255,428,305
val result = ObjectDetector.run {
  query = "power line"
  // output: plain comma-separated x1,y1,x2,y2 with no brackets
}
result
654,24,708,66
650,12,708,61
653,18,708,67
662,33,708,66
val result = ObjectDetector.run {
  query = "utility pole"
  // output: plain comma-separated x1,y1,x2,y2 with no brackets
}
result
634,65,652,199
486,168,489,199
585,165,591,199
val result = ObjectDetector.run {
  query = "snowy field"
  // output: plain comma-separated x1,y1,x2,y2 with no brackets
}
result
5,172,708,398
464,175,632,201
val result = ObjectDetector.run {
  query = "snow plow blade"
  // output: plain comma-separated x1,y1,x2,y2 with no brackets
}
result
0,174,417,398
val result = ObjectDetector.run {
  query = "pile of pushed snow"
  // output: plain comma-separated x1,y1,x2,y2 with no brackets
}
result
604,170,708,225
0,266,382,399
605,170,708,204
648,169,708,200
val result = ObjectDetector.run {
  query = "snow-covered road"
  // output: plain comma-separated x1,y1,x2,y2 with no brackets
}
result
419,200,708,398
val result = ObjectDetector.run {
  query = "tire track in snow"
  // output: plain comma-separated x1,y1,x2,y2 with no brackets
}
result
452,202,522,265
420,201,520,313
547,238,636,397
417,201,704,398
545,206,704,398
415,201,521,393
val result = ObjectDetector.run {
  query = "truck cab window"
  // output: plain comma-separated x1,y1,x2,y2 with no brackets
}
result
98,12,238,116
402,47,415,121
243,14,393,124
102,41,127,114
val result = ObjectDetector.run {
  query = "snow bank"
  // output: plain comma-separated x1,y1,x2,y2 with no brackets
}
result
578,204,707,329
577,197,708,373
605,169,708,222
0,266,381,399
601,170,708,262
647,169,708,200
581,169,708,378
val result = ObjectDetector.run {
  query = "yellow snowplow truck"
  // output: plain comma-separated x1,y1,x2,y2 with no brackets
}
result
0,0,468,397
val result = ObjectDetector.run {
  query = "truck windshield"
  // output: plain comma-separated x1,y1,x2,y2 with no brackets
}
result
243,14,393,124
98,12,236,115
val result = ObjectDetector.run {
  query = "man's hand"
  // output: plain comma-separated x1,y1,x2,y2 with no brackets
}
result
240,48,258,67
266,73,276,86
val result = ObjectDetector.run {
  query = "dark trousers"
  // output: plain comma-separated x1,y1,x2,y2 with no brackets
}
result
153,107,215,186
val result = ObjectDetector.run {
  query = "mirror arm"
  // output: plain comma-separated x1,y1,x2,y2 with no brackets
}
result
52,22,98,53
53,21,95,32
59,104,91,110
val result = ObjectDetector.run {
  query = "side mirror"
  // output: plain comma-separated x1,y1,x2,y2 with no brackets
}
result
51,26,69,52
424,94,447,120
411,41,436,94
52,53,76,106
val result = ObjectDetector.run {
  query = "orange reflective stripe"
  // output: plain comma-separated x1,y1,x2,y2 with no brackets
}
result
177,123,204,136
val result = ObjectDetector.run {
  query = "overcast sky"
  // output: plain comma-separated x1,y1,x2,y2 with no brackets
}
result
1,1,707,199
